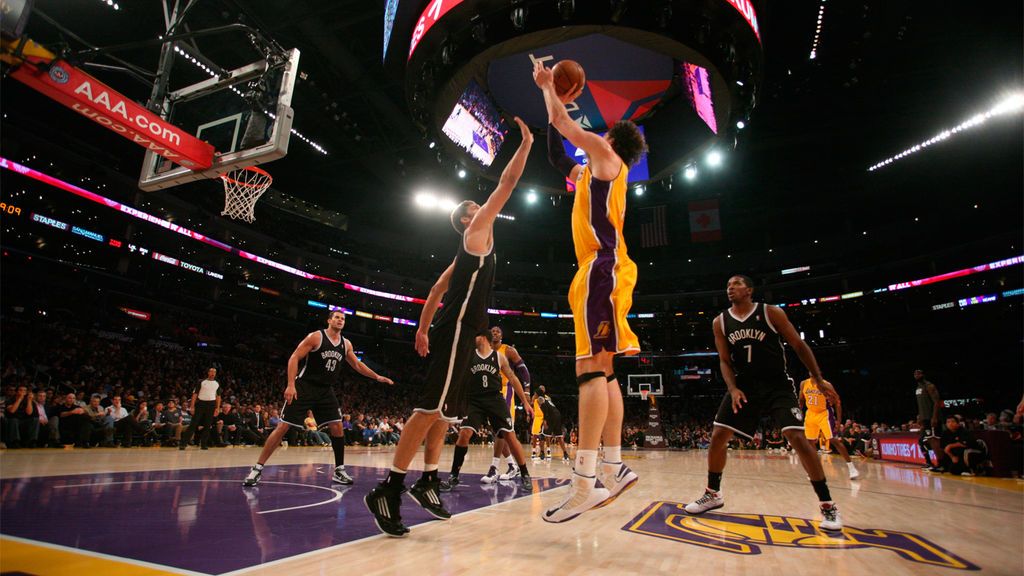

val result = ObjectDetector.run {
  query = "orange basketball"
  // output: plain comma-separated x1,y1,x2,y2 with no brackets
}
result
553,60,585,100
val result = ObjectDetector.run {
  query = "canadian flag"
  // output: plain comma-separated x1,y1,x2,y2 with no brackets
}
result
688,199,722,242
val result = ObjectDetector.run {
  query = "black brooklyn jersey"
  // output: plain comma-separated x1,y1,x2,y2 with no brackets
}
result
433,233,496,333
720,303,788,382
467,349,502,399
540,395,561,419
296,330,347,388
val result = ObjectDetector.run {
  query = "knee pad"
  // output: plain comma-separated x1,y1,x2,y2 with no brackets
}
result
576,371,604,386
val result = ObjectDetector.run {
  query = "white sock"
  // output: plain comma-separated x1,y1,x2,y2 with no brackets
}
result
491,457,501,468
575,449,598,477
390,465,406,474
253,463,264,470
847,462,856,469
424,463,438,472
506,455,516,466
603,446,622,463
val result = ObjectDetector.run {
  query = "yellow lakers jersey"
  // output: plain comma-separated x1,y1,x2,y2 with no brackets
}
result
571,162,629,264
497,343,509,389
533,397,545,420
801,378,828,413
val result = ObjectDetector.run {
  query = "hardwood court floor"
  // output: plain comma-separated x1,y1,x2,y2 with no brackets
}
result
1,445,1021,575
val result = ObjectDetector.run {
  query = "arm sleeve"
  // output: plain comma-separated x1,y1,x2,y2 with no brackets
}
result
547,124,577,178
513,361,531,388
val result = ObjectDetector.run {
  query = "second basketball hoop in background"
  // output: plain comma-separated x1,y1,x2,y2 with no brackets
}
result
220,166,272,223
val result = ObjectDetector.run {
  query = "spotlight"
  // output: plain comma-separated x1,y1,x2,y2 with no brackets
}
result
736,120,746,129
634,185,645,196
684,165,698,180
511,1,528,30
438,198,457,212
428,141,436,149
610,0,628,24
458,169,467,179
706,150,723,167
414,192,437,209
526,191,538,204
470,15,486,43
557,0,575,20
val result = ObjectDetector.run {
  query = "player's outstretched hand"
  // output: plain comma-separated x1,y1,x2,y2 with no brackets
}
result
533,60,553,90
284,384,297,405
377,376,395,386
729,387,747,413
513,116,533,145
415,330,430,357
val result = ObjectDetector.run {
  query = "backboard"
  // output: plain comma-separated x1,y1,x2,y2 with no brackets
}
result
138,47,299,191
626,374,664,397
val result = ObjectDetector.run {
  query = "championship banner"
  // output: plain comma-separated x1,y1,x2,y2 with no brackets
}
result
3,39,214,169
645,396,667,449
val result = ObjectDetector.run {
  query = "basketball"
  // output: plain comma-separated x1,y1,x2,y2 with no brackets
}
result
553,59,585,100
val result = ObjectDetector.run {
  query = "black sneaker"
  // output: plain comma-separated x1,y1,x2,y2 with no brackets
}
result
439,474,460,492
409,477,452,520
364,484,410,538
242,466,262,487
519,473,533,493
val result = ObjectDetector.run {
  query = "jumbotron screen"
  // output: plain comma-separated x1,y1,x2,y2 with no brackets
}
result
441,80,509,167
562,125,649,192
681,62,717,134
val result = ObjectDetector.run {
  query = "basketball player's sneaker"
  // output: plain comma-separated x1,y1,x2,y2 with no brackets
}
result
439,474,460,492
542,473,609,523
498,463,520,481
409,477,451,520
332,465,353,485
819,501,842,531
481,465,500,484
519,472,533,493
595,462,638,508
684,489,724,514
847,463,860,480
242,465,262,487
364,484,409,538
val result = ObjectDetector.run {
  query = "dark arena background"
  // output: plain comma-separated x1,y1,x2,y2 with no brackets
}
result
0,1,1021,575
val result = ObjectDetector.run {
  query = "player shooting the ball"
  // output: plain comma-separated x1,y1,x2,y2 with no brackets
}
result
533,59,648,523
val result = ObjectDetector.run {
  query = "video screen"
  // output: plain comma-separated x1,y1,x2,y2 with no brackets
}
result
562,125,649,192
441,80,509,167
681,62,717,134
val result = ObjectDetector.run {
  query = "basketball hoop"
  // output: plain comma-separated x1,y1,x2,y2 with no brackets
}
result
220,166,272,223
639,389,650,403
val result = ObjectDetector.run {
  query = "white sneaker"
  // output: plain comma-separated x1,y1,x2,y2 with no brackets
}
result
848,465,860,480
542,474,609,523
596,462,638,508
332,466,353,485
684,489,724,514
498,464,520,481
819,501,842,531
480,465,499,484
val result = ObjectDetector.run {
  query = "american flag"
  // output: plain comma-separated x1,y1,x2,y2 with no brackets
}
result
639,205,669,248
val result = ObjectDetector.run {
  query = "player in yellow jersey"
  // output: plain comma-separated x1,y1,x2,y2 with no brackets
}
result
489,326,533,482
530,390,546,460
800,376,859,479
535,60,648,522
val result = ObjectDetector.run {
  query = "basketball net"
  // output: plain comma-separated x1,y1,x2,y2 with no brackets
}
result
220,166,272,223
639,389,649,403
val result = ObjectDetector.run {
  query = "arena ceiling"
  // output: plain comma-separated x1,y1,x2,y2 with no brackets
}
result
2,0,1021,267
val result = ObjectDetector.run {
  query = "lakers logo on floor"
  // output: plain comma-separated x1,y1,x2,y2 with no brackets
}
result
623,502,979,571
